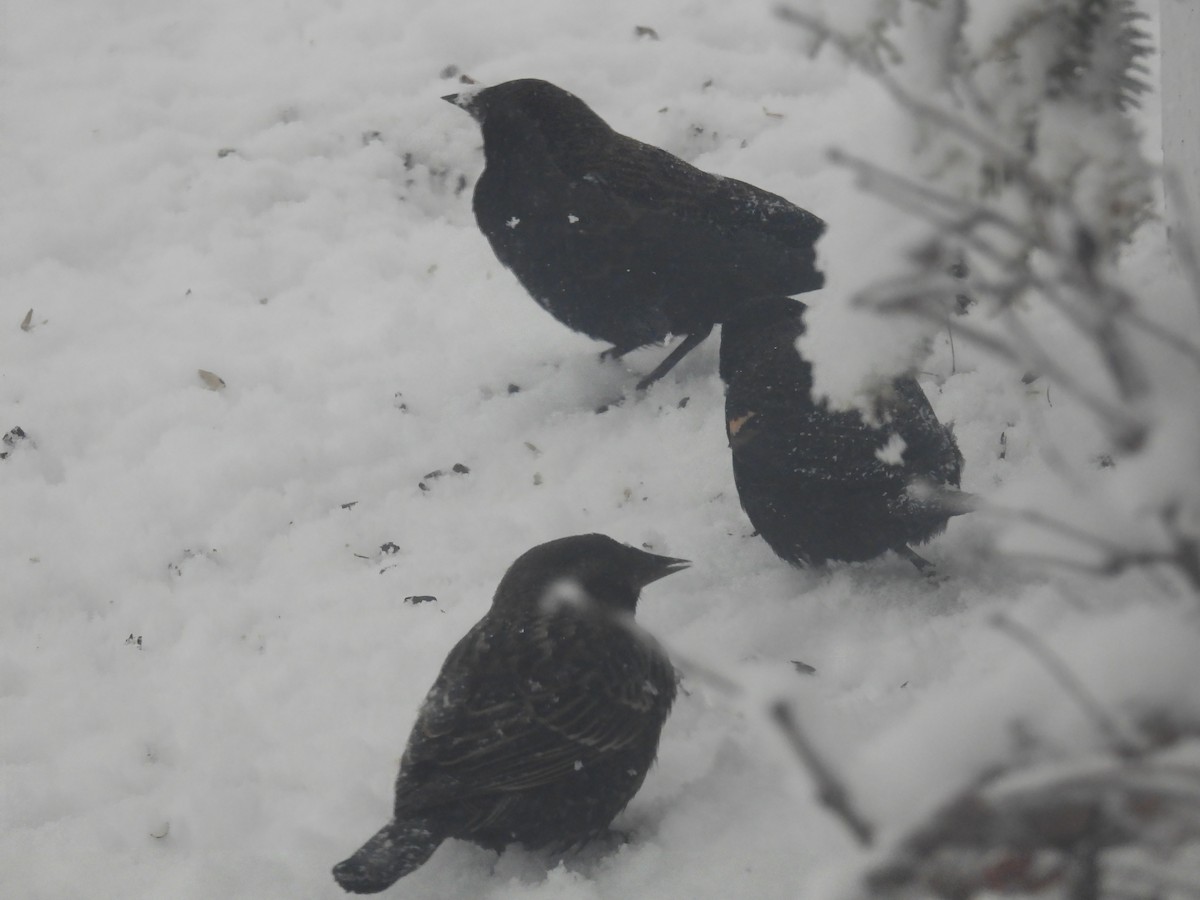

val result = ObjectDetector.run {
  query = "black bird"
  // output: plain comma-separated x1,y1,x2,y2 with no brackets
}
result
719,297,968,572
444,78,825,389
332,534,687,893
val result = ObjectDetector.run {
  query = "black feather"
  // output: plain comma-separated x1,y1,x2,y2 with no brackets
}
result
332,534,686,893
446,79,825,388
720,297,966,571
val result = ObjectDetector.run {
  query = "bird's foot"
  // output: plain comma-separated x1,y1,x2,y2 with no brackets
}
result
894,544,937,577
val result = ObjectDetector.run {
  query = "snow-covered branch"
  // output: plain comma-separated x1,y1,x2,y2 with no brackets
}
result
781,0,1200,596
771,2,1200,896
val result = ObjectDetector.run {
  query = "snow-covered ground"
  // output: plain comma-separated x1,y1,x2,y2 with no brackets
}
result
4,2,1198,898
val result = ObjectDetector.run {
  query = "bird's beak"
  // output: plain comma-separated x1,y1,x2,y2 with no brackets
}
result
637,555,690,587
443,89,482,120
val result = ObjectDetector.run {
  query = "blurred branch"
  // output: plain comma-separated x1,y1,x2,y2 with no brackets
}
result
777,4,1200,895
976,504,1200,595
1002,550,1181,587
776,7,874,68
989,613,1146,760
663,645,878,847
1165,168,1200,320
833,140,1155,449
857,279,1022,359
770,700,875,847
782,2,1195,444
666,643,878,848
857,271,1148,448
780,6,1044,196
1108,862,1200,899
998,305,1146,451
1164,505,1200,595
866,749,1200,898
1121,302,1200,371
828,147,1038,246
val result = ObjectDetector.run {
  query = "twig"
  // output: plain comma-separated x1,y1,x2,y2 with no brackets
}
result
1019,390,1098,494
859,278,1148,449
866,63,1075,213
857,285,1022,363
1065,812,1101,900
874,65,1016,161
1098,325,1149,405
788,3,1200,612
951,63,999,125
770,700,875,847
869,754,1200,896
834,146,1189,391
830,148,1040,250
776,7,872,68
999,306,1146,450
855,276,969,322
1162,505,1200,596
818,29,1168,409
836,146,1177,408
981,504,1161,560
988,498,1198,592
1121,303,1200,372
1108,862,1200,899
1163,168,1200,321
989,613,1145,760
1001,552,1188,594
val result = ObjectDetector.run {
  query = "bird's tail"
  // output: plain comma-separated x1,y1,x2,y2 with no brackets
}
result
904,480,982,518
332,818,442,894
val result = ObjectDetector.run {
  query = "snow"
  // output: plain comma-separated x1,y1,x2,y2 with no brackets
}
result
3,1,1198,899
873,433,905,466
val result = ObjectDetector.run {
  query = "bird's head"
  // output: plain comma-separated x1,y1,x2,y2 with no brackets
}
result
493,534,688,616
441,82,489,120
443,78,612,149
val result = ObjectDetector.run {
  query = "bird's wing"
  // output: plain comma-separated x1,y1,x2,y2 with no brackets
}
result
727,373,909,487
884,378,964,486
394,612,671,812
569,136,825,246
732,378,962,494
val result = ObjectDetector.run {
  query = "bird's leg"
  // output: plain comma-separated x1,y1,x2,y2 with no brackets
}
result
894,544,937,576
635,325,714,391
594,827,633,849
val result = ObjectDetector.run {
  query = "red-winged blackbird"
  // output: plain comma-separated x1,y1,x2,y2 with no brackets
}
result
332,534,687,893
720,297,968,572
444,79,825,390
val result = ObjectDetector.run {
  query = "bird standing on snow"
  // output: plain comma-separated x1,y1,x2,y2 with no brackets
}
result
444,78,825,390
332,534,687,893
719,297,968,572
